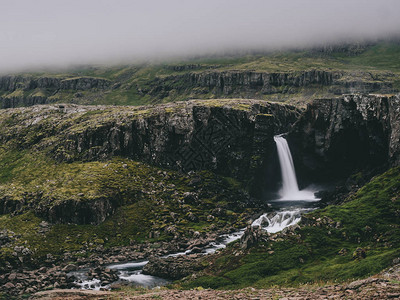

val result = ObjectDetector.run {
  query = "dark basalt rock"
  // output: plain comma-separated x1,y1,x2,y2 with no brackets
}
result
140,70,396,100
0,100,299,198
1,68,397,109
0,95,50,109
142,255,206,280
288,93,400,183
0,75,111,109
352,247,367,260
0,99,299,224
143,70,339,98
36,197,119,225
0,75,111,92
240,224,265,249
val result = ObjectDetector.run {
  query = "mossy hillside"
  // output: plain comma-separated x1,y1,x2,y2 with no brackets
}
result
0,99,281,165
0,150,253,222
0,100,300,211
0,152,154,204
3,41,400,107
0,105,148,149
182,167,400,289
0,150,255,270
71,41,400,75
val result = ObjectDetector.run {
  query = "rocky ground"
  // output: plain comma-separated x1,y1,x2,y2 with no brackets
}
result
29,269,400,299
0,225,242,297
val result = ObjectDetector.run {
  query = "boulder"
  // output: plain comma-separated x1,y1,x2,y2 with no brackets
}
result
240,225,265,249
142,255,206,280
352,247,367,260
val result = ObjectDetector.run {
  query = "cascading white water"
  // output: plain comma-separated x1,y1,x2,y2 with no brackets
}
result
73,135,321,290
251,208,314,233
274,135,317,201
274,135,299,197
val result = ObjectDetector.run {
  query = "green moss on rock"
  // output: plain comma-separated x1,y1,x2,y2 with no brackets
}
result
182,167,400,289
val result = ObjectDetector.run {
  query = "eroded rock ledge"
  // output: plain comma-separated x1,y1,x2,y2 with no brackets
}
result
288,93,400,182
0,99,300,195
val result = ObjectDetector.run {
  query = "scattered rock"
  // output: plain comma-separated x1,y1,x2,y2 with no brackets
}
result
352,247,367,260
240,225,265,249
143,255,206,280
63,264,77,272
30,289,113,300
4,282,15,289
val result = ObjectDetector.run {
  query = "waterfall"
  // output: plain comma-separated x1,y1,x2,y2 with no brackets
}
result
247,135,320,237
274,135,317,201
72,134,321,291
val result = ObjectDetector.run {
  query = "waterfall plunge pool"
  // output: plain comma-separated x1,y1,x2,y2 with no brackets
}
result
71,135,321,290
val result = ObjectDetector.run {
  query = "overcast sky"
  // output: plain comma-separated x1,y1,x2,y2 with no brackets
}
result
1,0,399,72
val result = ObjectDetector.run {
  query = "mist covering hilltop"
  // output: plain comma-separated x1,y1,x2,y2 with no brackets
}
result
1,0,400,72
1,1,400,298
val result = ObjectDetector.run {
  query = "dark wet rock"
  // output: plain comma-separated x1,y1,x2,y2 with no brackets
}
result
0,100,300,224
142,70,395,100
0,229,14,246
353,247,367,260
240,225,265,249
189,247,204,254
0,75,111,109
44,100,299,189
85,266,119,284
62,264,77,272
142,255,206,280
182,192,198,204
186,212,198,222
0,266,77,296
3,282,15,289
289,93,400,184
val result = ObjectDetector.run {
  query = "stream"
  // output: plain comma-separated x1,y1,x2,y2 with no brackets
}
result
71,135,321,290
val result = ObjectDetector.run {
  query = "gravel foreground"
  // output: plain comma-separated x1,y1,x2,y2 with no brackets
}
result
30,267,400,300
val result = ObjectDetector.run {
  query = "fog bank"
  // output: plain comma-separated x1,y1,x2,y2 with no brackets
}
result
1,0,400,72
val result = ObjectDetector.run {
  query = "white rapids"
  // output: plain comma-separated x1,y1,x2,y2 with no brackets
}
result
71,260,168,290
247,135,320,235
72,135,320,290
251,208,312,233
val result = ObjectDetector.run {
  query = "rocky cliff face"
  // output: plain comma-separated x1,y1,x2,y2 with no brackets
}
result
54,101,298,178
0,99,300,198
1,67,397,109
0,95,50,109
0,75,111,109
288,94,400,182
142,70,395,99
185,70,337,94
0,75,111,91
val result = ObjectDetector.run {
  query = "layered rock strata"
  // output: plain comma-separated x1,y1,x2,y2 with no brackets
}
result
0,99,300,223
0,100,299,192
142,70,395,99
288,93,400,182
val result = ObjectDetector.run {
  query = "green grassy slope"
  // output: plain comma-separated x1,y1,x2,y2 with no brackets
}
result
182,167,400,289
0,150,253,270
2,40,400,107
